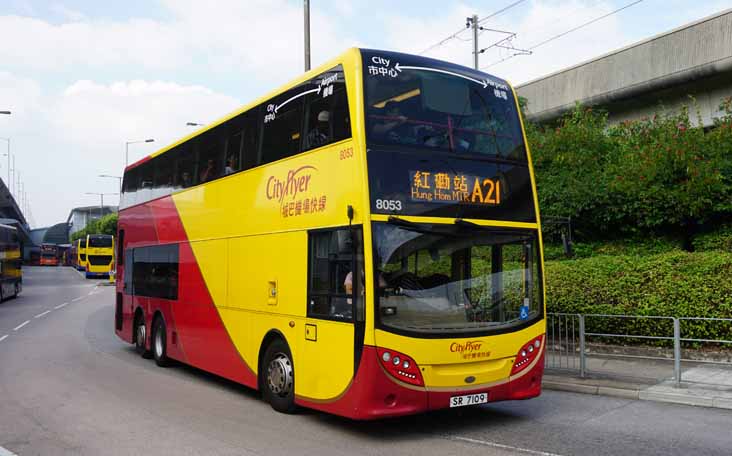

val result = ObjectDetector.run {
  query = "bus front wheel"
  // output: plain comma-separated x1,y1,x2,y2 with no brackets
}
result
262,339,297,414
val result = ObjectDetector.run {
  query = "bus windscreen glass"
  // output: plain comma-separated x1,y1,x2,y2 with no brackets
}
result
373,222,542,336
88,236,113,248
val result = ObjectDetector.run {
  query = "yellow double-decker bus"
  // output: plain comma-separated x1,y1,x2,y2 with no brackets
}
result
115,48,545,419
74,238,87,271
0,223,22,300
85,234,114,278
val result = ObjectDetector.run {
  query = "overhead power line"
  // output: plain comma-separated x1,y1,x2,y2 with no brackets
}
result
528,0,644,50
482,0,645,69
419,0,529,55
477,0,529,25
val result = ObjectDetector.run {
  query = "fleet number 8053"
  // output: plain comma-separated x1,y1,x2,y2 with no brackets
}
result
375,199,402,211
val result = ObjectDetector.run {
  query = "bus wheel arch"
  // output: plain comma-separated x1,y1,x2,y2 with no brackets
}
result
258,332,297,414
151,312,171,367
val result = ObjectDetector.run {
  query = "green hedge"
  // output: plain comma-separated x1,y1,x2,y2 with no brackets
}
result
545,251,732,345
693,224,732,252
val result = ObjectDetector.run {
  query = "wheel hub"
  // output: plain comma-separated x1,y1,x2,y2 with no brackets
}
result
137,323,146,347
155,329,163,356
267,354,293,396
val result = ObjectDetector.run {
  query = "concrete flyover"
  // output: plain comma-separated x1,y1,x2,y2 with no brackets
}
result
516,9,732,126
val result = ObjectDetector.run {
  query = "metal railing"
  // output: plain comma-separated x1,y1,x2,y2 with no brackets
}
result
545,313,732,387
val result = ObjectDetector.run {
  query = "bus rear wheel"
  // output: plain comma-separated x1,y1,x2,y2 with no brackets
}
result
152,317,171,367
262,339,297,414
135,316,152,359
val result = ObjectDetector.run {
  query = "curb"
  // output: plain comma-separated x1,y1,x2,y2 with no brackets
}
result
543,380,732,410
543,381,640,400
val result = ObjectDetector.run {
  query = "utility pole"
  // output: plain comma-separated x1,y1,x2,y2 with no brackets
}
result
470,14,479,69
11,155,15,196
0,137,9,190
304,0,311,71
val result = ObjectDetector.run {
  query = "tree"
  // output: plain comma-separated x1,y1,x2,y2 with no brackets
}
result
70,213,118,242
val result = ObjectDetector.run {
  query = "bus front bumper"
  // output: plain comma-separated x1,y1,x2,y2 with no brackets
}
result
295,345,544,420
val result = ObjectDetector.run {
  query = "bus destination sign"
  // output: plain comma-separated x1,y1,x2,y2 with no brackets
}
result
409,170,502,206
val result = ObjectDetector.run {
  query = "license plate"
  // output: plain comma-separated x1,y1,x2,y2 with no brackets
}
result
449,392,488,408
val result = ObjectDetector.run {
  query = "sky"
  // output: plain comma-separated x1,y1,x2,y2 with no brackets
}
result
0,0,729,228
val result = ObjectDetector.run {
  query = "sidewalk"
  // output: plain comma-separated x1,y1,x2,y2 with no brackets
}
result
542,354,732,410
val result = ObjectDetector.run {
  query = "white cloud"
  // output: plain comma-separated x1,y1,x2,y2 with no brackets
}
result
51,79,241,157
7,75,240,227
50,4,86,22
0,0,356,87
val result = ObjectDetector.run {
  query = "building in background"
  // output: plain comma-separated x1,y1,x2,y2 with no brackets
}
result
517,9,732,126
67,205,118,236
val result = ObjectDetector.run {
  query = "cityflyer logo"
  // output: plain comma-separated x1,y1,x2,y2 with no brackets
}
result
266,165,317,203
451,340,491,360
450,341,483,353
265,165,328,218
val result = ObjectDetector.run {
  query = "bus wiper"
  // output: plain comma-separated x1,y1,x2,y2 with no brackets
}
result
454,218,479,229
387,216,421,230
387,216,455,236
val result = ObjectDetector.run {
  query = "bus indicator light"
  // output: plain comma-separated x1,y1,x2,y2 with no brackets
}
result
377,347,424,387
512,335,544,376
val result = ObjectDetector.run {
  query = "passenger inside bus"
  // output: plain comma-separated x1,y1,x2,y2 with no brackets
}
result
200,159,218,182
371,102,410,141
224,156,237,175
306,110,331,148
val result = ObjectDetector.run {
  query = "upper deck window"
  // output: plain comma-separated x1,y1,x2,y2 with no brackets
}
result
121,65,351,210
362,50,526,162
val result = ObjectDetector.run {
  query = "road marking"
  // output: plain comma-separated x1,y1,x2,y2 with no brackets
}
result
55,303,68,309
34,310,52,318
446,436,565,456
0,335,8,343
0,446,18,456
71,296,84,302
13,320,30,331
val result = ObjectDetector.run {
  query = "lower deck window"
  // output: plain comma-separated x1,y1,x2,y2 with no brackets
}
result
128,244,179,300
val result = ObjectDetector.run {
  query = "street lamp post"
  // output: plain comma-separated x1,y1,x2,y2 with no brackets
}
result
10,154,14,196
1,111,12,193
99,174,123,193
125,138,155,167
0,137,9,189
86,192,118,218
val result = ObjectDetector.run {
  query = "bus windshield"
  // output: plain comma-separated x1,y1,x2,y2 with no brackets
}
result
363,51,526,161
88,236,113,248
373,222,542,336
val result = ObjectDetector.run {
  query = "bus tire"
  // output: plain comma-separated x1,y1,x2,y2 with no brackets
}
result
12,283,19,298
152,317,171,367
134,315,152,359
261,339,297,414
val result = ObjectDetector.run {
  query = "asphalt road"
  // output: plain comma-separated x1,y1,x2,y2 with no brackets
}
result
1,266,731,456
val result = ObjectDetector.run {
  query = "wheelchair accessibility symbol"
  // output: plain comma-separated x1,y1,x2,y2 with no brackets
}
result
519,305,529,320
